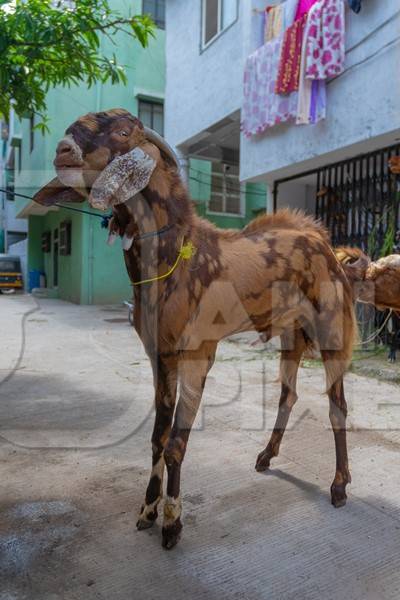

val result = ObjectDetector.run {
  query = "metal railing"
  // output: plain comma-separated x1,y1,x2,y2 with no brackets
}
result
273,143,400,357
315,144,400,254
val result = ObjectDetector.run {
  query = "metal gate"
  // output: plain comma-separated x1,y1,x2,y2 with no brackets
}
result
273,143,400,357
273,143,400,256
315,144,400,255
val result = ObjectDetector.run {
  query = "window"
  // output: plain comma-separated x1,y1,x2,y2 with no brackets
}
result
138,100,164,135
60,221,72,256
143,0,165,29
0,258,21,272
208,163,243,215
41,231,51,253
6,231,26,246
202,0,238,47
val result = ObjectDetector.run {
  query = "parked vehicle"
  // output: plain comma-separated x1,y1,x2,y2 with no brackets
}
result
0,255,23,294
123,300,135,326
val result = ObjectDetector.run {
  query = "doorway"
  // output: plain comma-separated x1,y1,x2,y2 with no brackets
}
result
273,143,400,255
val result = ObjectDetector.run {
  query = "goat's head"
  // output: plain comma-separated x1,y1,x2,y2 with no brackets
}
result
34,108,179,210
359,254,400,313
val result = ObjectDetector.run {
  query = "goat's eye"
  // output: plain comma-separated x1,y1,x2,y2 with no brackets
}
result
119,130,129,137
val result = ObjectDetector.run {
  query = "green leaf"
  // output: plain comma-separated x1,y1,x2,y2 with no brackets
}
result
0,0,156,123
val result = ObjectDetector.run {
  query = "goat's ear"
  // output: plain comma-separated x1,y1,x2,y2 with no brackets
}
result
33,177,86,207
89,147,156,210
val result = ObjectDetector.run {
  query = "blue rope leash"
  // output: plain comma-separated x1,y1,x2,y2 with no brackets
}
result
0,187,111,222
0,187,175,240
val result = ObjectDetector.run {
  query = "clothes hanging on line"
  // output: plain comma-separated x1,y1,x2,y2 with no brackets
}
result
297,0,325,123
297,0,343,124
297,69,327,126
242,32,327,136
242,35,300,136
275,12,308,94
295,0,318,20
305,0,345,81
261,0,299,47
348,0,362,13
310,80,327,123
296,79,327,125
264,4,284,41
243,0,334,136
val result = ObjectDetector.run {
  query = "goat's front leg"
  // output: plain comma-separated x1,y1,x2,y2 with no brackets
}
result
137,356,178,530
162,344,216,550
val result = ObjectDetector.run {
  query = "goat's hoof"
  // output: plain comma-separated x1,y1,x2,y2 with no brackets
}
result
136,517,155,530
136,505,158,530
162,519,182,550
255,449,272,472
331,484,347,508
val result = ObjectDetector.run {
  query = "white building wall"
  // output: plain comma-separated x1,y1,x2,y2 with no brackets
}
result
0,112,28,250
165,0,248,149
241,2,400,182
5,200,27,233
165,0,400,185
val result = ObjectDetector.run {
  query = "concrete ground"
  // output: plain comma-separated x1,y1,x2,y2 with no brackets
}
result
1,294,400,600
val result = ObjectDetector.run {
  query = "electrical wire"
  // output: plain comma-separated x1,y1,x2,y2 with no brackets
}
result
345,9,400,55
329,36,400,85
188,172,268,198
0,187,110,219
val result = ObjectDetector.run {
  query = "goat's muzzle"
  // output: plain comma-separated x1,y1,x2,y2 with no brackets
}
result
54,136,84,168
54,136,86,189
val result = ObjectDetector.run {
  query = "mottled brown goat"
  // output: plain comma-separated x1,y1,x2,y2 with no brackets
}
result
35,109,359,550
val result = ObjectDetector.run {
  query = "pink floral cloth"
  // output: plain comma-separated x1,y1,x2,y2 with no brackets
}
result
305,0,345,80
242,35,300,137
297,0,326,124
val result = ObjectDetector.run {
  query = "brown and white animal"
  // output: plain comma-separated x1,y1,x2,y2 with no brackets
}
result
34,109,362,549
358,254,400,314
262,246,400,473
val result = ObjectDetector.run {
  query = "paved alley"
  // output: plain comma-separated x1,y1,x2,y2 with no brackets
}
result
1,294,400,600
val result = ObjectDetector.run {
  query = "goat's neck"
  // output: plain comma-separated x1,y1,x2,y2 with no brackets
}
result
124,178,193,289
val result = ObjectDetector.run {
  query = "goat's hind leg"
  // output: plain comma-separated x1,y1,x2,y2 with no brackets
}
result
137,357,178,530
256,329,307,472
323,369,351,508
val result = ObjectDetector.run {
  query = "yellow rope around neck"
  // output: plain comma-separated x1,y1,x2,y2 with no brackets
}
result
131,238,196,286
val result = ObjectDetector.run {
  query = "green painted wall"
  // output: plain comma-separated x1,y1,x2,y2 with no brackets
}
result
28,208,131,303
27,217,44,271
28,206,133,303
14,0,164,304
82,212,131,305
